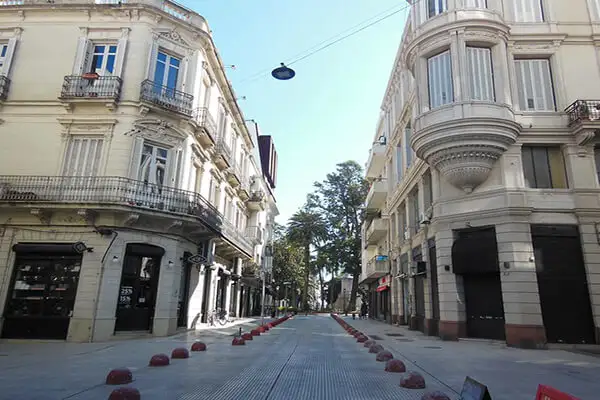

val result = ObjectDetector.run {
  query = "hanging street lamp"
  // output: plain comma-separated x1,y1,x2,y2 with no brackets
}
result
271,63,295,80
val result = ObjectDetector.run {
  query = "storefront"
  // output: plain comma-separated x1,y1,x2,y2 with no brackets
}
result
376,275,391,322
2,243,84,340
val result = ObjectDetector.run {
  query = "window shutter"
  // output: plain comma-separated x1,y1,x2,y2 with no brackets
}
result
145,41,159,80
467,47,494,101
592,0,600,21
514,59,555,111
127,136,144,180
464,0,486,8
166,148,183,187
428,51,453,108
512,0,543,22
183,50,197,95
404,128,412,167
62,137,103,176
114,37,128,77
2,37,17,77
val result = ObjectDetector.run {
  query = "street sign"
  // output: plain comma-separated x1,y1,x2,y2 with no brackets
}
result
72,241,88,254
459,376,492,400
186,254,207,265
535,385,580,400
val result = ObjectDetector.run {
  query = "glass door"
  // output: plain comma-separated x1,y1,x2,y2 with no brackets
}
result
153,51,180,99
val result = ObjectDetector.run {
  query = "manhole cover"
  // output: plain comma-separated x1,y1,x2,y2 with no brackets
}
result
396,338,414,342
368,335,384,340
422,346,441,349
385,333,404,337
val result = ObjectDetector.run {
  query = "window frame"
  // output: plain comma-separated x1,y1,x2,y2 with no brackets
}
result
428,0,448,18
514,57,556,112
466,46,495,102
427,50,454,109
521,145,568,189
61,136,104,177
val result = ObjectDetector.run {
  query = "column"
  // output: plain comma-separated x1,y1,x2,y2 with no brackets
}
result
450,28,466,103
496,221,545,348
578,220,600,343
223,275,232,315
186,265,205,329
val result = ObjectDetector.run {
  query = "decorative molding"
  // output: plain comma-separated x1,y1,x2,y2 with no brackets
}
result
77,209,97,225
124,118,187,147
30,209,52,225
124,213,140,226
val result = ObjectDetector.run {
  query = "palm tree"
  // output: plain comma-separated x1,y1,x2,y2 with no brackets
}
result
287,208,326,311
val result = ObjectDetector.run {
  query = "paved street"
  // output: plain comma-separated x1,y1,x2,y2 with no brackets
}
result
0,315,598,400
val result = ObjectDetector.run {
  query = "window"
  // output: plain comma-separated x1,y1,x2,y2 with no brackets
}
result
510,0,544,22
464,0,487,7
467,47,495,101
90,45,117,75
0,38,17,77
0,44,8,73
395,144,403,183
202,82,211,109
154,51,180,90
514,59,555,111
62,137,103,176
404,126,413,169
428,51,454,108
521,146,568,189
208,178,216,204
591,0,600,20
410,189,420,234
428,0,447,18
595,147,600,184
398,203,407,240
139,143,168,187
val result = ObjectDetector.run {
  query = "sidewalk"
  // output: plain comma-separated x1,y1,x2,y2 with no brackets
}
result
344,316,600,400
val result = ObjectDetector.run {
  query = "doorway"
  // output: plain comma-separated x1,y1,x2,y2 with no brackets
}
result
428,239,440,336
115,244,163,332
412,246,425,332
177,252,192,328
452,227,506,340
200,267,212,323
2,244,83,340
532,225,596,344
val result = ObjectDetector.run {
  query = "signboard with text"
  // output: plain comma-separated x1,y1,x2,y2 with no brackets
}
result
535,385,580,400
459,376,492,400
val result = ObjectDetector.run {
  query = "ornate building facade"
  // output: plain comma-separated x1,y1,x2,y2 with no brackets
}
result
0,0,278,341
361,0,600,347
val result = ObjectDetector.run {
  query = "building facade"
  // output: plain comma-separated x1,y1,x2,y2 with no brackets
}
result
361,0,600,347
0,0,278,342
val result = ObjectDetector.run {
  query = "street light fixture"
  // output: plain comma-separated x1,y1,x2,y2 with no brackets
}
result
271,63,295,80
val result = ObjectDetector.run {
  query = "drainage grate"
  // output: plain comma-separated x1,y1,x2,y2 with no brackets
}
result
422,346,441,349
385,333,404,337
368,335,384,340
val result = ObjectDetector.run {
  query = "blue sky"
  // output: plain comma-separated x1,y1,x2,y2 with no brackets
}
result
185,0,408,223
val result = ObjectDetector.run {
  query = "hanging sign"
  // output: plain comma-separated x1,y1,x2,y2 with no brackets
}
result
459,376,492,400
535,385,580,400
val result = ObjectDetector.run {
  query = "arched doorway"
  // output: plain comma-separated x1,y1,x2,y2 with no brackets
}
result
115,243,164,332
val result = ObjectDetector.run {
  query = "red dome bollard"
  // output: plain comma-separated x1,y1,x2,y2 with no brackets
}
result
262,325,270,331
385,359,406,373
353,332,363,338
376,350,394,362
364,340,376,348
258,326,266,333
241,332,253,340
356,335,368,343
369,344,384,354
171,347,190,359
250,329,261,336
148,353,170,367
421,391,451,400
191,342,207,352
232,337,246,345
108,387,141,400
105,368,133,385
400,371,426,389
267,323,274,329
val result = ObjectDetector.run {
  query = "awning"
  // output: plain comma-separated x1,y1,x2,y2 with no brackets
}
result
376,285,389,292
376,275,391,292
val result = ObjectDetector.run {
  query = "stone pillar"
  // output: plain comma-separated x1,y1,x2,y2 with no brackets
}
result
574,220,600,344
563,144,597,189
223,275,232,315
496,222,545,348
186,265,205,329
205,266,217,316
435,227,466,341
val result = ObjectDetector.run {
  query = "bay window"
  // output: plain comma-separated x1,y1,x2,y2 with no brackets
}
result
427,50,454,109
510,0,544,22
466,47,495,101
428,0,447,18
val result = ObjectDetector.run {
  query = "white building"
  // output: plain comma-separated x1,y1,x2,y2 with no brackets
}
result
0,0,278,342
361,0,600,347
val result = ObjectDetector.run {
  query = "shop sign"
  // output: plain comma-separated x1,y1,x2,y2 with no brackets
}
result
375,255,388,261
119,286,133,306
535,385,580,400
376,275,391,292
459,376,492,400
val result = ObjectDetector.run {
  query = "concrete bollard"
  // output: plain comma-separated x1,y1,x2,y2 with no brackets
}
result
148,354,170,367
105,368,133,385
385,359,406,373
376,350,394,362
421,391,451,400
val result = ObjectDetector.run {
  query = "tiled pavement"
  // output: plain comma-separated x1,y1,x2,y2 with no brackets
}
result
347,317,600,400
1,315,598,399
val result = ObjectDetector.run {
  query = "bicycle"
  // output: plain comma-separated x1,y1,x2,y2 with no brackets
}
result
209,308,231,326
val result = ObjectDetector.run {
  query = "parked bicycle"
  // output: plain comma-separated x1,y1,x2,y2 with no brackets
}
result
209,308,232,326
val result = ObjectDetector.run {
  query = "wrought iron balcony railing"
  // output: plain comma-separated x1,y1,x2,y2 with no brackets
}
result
245,225,263,243
565,100,600,126
222,219,254,255
0,174,222,229
192,107,217,139
0,75,10,101
214,137,233,165
140,79,193,117
60,75,122,100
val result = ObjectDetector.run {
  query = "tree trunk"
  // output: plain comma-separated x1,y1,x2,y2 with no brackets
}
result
302,245,311,311
318,268,325,311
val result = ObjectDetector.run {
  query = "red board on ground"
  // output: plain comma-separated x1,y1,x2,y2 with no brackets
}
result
535,385,580,400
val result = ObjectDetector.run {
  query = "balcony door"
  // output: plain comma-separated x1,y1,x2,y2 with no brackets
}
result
153,51,180,98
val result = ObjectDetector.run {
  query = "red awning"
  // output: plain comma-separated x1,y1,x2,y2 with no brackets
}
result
376,285,389,292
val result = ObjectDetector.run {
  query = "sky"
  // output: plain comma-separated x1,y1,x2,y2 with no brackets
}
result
182,0,409,223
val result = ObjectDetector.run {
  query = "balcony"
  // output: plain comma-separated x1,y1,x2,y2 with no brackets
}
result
238,176,250,200
59,75,122,110
565,100,600,146
365,218,387,245
364,255,390,282
140,79,193,117
225,164,242,187
365,144,386,179
221,219,254,256
191,107,217,146
0,175,221,228
246,225,263,244
212,138,233,170
365,180,387,211
0,75,10,101
246,190,265,211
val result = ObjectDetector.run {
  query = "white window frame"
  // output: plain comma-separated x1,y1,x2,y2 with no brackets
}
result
0,38,17,77
427,50,454,109
153,50,182,90
589,0,600,21
73,36,127,77
514,58,556,112
510,0,544,23
62,136,104,177
466,46,495,102
428,0,448,18
464,0,487,8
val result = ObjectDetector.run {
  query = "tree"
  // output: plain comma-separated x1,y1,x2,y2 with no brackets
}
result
287,208,326,311
272,223,303,307
308,160,369,313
